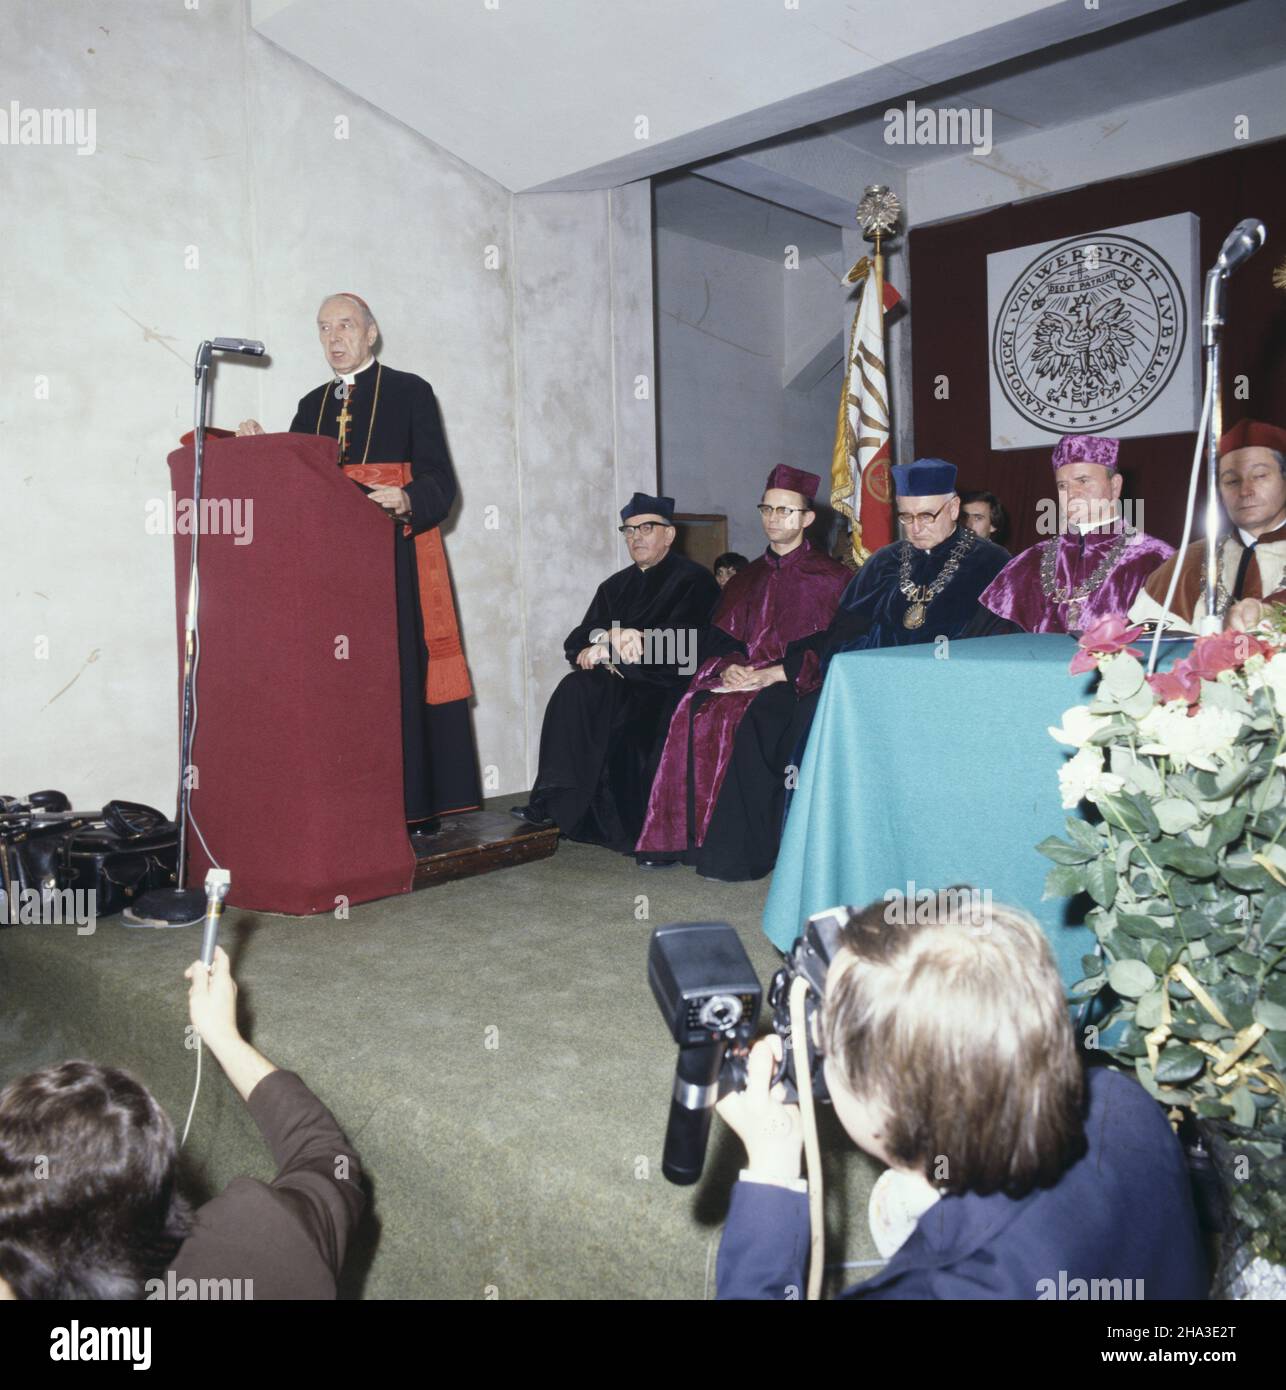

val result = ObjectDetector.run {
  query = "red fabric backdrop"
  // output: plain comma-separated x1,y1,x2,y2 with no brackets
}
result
910,136,1286,555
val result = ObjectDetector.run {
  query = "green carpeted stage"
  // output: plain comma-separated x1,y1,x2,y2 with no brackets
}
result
0,803,883,1300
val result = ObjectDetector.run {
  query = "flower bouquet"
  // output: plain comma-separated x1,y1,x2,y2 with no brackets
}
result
1041,613,1286,1297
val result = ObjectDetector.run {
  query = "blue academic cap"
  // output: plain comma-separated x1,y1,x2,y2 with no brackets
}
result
892,458,957,497
620,492,676,522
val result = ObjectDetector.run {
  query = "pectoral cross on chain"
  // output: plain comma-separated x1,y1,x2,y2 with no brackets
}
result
336,395,353,460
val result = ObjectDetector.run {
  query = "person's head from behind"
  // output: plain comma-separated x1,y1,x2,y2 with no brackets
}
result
820,897,1084,1197
0,1061,190,1299
713,552,748,589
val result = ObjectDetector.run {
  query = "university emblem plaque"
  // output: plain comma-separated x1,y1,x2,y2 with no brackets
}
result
987,213,1200,449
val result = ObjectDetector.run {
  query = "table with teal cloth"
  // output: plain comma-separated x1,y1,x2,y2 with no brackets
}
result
762,633,1100,988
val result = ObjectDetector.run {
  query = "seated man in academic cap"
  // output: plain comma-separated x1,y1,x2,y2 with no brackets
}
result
510,494,720,853
819,458,1012,656
1130,419,1286,634
634,466,849,882
980,435,1173,634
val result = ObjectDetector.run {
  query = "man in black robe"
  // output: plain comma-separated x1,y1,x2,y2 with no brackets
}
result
237,293,480,834
510,493,719,853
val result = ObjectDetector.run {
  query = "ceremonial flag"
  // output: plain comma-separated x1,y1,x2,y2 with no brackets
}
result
831,259,901,564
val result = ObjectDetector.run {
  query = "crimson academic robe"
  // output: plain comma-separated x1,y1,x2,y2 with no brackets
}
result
980,526,1173,634
528,551,720,852
290,360,480,822
635,540,849,881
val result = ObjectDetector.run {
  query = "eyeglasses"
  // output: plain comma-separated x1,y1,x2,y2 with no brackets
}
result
618,522,671,537
896,501,950,528
757,505,808,519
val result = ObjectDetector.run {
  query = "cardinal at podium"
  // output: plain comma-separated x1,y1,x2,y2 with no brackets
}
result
242,293,480,829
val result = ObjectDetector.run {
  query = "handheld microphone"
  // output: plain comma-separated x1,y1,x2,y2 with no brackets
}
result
199,868,231,967
1215,219,1266,275
211,337,267,356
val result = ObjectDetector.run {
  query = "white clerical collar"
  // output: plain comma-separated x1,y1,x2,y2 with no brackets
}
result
1071,514,1120,536
1239,527,1258,547
338,356,376,387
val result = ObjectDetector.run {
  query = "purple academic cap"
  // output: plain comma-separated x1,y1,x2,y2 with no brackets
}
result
765,464,820,502
1052,434,1119,473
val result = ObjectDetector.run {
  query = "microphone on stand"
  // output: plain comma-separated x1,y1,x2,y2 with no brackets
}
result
1215,219,1266,274
211,338,267,357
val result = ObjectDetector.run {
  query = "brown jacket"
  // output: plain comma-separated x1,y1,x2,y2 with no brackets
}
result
165,1071,365,1300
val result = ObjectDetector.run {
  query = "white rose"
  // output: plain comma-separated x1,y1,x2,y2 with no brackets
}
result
1137,702,1243,771
1058,746,1125,809
1048,705,1108,750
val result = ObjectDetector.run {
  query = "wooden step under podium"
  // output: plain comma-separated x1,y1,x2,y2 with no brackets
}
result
409,809,558,890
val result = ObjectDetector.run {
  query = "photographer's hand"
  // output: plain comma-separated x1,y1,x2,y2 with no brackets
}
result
716,1036,803,1182
185,946,278,1102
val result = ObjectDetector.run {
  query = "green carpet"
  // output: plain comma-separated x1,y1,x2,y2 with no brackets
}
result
0,802,883,1299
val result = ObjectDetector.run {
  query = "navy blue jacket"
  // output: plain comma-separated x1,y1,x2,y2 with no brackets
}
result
716,1066,1207,1300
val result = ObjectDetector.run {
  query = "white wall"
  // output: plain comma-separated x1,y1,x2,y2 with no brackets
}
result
0,1,655,808
655,230,842,559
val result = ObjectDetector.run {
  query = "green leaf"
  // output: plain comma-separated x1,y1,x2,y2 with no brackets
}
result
1226,951,1262,976
1261,895,1286,947
1102,652,1146,698
1134,986,1166,1030
1154,1043,1206,1085
1220,853,1272,892
1085,856,1117,908
1147,942,1171,975
1155,842,1218,878
1195,1099,1234,1119
1108,958,1156,998
1043,863,1087,900
1036,836,1097,866
1254,999,1286,1031
1081,953,1105,977
1066,817,1103,855
1175,908,1218,939
1070,975,1106,996
1228,1085,1258,1128
1154,798,1201,834
1208,805,1249,852
1117,911,1165,938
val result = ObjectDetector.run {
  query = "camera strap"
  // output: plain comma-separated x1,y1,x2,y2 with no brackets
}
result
791,975,825,1301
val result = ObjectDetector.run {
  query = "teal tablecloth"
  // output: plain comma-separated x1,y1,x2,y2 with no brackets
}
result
763,633,1099,988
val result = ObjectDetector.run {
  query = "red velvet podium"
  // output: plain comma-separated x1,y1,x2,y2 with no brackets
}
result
168,433,416,915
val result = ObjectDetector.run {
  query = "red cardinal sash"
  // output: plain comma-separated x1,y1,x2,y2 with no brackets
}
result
342,463,473,706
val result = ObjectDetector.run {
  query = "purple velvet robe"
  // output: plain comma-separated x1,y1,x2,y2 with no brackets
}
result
980,528,1174,634
636,541,849,853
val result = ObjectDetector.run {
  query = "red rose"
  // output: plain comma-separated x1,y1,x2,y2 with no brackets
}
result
1069,614,1145,674
1187,630,1270,681
1146,659,1201,708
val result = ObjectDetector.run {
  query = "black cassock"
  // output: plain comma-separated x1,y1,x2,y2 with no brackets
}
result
290,360,481,822
530,551,719,853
